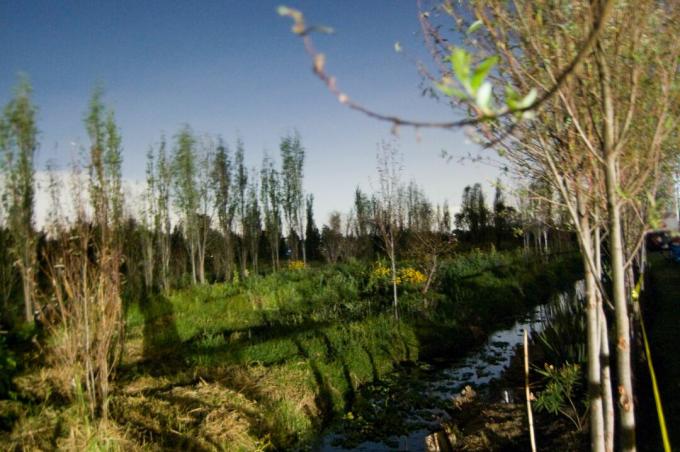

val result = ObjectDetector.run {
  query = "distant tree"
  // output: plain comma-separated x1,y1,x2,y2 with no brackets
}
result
260,154,282,270
492,179,507,248
173,125,199,284
374,141,403,320
234,138,248,274
305,194,321,261
405,185,455,296
353,187,373,258
441,200,452,232
280,133,306,263
321,211,343,264
244,170,261,273
211,140,235,280
195,136,214,283
140,148,156,289
455,183,489,244
155,137,173,291
0,78,38,323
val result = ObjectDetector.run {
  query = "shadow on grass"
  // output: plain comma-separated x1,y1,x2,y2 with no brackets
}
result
139,288,181,361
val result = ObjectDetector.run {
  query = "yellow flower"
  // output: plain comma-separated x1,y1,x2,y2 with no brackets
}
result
288,260,305,270
371,262,391,280
399,267,427,285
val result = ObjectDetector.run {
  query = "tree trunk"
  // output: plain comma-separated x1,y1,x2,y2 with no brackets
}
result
161,234,170,291
594,222,615,450
605,154,636,450
223,230,233,281
197,226,207,284
578,194,605,452
600,302,615,452
189,238,197,285
422,253,437,296
21,265,33,323
241,237,248,275
389,235,398,320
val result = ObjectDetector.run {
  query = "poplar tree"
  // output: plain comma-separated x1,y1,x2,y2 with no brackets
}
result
234,138,248,274
173,125,199,284
195,136,214,284
321,212,343,264
260,154,281,270
141,148,156,289
305,194,321,261
374,141,402,320
280,132,306,263
211,139,235,280
0,78,38,323
155,137,172,291
244,171,261,273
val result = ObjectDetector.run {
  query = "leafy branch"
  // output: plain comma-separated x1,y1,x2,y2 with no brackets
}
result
278,0,614,132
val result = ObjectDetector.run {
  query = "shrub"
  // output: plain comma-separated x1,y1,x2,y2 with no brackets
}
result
534,362,587,431
0,334,17,398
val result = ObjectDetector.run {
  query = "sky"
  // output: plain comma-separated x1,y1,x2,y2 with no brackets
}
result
0,0,502,225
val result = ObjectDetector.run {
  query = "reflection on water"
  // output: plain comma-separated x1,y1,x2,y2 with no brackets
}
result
319,280,584,451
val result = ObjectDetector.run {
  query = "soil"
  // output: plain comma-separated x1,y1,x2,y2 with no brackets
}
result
435,344,588,451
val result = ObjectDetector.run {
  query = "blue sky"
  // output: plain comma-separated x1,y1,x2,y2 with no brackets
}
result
1,0,501,223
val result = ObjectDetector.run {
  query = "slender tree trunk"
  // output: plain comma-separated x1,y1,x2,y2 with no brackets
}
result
251,237,258,274
597,42,635,449
390,235,398,320
189,238,197,284
594,221,615,450
578,194,605,452
21,265,33,323
241,235,248,275
198,229,206,284
600,302,615,452
223,230,232,281
161,233,170,291
422,253,437,296
605,154,636,450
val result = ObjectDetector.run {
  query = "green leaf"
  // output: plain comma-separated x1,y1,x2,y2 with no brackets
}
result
505,85,520,109
470,55,498,93
467,20,483,34
476,82,493,114
435,82,467,99
450,48,472,92
516,88,537,110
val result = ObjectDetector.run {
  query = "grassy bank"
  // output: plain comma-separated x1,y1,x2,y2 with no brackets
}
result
0,251,581,450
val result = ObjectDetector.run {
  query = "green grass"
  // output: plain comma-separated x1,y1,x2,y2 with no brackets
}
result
2,251,583,450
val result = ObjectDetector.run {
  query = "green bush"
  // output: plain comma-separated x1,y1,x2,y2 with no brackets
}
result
0,334,17,398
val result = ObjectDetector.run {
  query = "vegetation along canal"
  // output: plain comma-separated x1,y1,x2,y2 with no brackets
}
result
319,280,585,451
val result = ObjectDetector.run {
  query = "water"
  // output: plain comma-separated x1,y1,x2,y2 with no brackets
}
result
318,281,584,451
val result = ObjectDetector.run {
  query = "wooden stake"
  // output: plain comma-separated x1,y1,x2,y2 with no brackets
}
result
524,329,537,452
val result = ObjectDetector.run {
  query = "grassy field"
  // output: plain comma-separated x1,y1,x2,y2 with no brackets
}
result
0,251,582,450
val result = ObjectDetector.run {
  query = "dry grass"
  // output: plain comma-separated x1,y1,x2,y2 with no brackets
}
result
112,368,274,451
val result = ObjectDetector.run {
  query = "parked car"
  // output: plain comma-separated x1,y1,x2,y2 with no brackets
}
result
646,231,671,251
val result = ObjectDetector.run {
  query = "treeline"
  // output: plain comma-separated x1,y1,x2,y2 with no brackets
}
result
0,82,564,326
0,80,565,418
